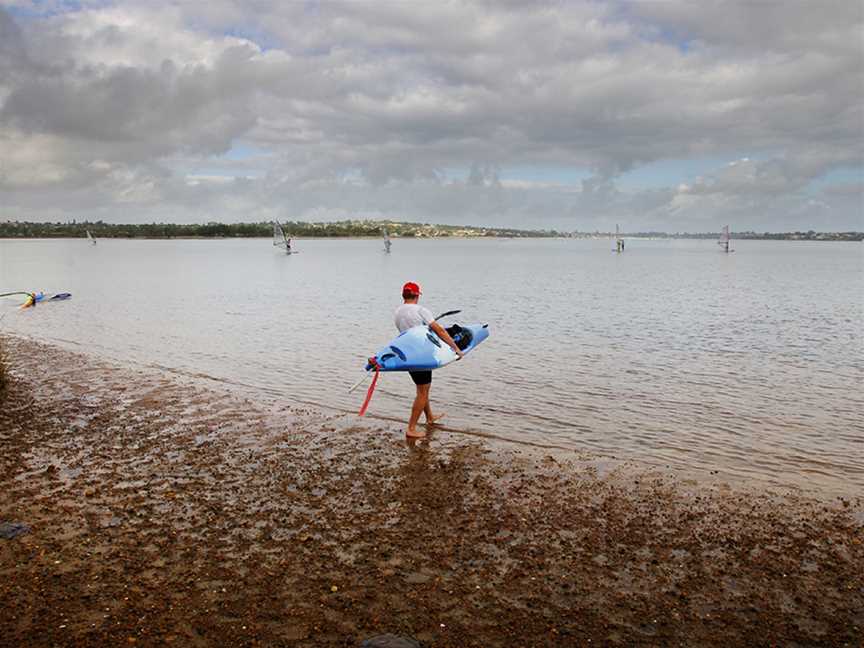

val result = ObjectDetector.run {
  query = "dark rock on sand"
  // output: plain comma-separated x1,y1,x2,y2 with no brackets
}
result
0,522,30,540
361,634,422,648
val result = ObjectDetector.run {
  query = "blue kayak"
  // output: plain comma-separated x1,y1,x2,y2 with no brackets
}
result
365,323,489,372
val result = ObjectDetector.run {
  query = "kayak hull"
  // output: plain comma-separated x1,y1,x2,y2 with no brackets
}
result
366,323,489,372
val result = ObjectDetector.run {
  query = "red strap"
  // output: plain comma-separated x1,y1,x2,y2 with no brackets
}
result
358,359,380,416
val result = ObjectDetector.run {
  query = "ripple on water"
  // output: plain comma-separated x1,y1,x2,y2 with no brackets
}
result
2,238,862,496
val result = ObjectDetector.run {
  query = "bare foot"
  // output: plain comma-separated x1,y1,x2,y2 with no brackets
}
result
426,413,446,426
406,426,427,438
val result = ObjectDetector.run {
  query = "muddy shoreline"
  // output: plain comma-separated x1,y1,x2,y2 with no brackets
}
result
1,338,862,646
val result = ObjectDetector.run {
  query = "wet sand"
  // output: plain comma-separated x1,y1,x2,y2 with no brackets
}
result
1,337,862,647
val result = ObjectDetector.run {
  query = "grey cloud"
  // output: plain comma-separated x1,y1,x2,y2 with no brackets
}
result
0,2,861,230
2,44,260,156
0,9,26,65
821,182,864,198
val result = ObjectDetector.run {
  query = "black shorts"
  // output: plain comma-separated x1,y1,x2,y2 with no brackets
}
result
409,370,432,386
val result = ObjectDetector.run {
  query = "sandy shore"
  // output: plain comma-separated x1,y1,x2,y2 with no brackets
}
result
0,337,862,647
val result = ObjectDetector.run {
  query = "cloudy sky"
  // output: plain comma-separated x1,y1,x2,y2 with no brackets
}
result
1,1,861,231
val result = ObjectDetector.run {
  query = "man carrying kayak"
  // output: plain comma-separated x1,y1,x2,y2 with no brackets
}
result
394,281,463,438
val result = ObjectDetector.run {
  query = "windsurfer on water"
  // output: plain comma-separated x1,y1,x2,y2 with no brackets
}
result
394,281,463,438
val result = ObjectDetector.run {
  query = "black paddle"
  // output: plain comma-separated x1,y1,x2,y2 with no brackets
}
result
435,309,461,320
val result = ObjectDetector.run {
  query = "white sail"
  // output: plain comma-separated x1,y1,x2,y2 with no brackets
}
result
273,221,295,254
86,229,96,245
718,225,731,252
614,224,624,252
273,222,285,246
383,227,391,253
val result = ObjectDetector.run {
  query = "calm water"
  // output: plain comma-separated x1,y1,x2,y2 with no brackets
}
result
2,237,862,495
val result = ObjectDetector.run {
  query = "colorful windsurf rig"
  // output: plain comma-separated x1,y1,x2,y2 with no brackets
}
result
0,291,72,309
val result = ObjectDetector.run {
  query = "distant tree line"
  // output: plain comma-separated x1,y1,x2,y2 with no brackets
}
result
0,220,554,239
0,220,860,241
615,230,863,241
733,230,862,241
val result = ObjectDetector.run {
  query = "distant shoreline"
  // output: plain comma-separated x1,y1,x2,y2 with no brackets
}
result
0,219,862,241
1,234,862,242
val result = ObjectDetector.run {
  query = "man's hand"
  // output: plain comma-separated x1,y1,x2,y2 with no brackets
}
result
430,320,465,360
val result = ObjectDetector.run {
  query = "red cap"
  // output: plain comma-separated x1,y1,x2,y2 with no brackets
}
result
402,281,421,296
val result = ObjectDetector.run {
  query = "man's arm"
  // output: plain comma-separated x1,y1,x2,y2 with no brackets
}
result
429,320,464,358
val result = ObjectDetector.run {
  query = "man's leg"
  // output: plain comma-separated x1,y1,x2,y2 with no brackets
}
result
423,394,445,425
407,383,431,437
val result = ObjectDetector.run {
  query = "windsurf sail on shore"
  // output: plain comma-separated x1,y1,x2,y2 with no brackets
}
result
86,229,96,245
1,291,72,308
273,221,294,254
383,227,391,253
718,225,732,253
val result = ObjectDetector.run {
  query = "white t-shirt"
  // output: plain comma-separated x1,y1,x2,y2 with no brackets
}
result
394,303,434,333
